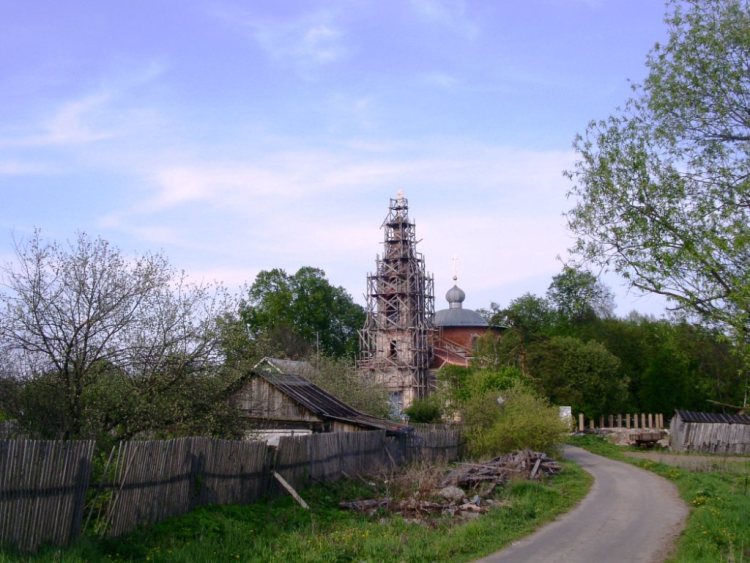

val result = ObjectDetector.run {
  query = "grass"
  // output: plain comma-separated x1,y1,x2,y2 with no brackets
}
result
568,434,750,562
1,459,592,563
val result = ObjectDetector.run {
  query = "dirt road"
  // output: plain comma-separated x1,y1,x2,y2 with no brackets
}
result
476,446,688,563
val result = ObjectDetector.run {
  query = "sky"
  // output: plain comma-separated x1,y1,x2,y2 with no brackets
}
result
0,0,673,316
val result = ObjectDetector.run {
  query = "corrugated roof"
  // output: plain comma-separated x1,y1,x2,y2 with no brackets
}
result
252,359,408,434
675,409,750,425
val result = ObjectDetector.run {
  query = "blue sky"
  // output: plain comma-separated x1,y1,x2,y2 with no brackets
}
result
0,0,671,315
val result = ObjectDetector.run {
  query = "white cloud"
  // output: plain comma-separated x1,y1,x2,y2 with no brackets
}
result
0,160,55,175
421,72,460,89
408,0,478,39
212,6,349,72
0,62,166,149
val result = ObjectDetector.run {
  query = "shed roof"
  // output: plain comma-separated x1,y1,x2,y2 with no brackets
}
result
675,409,750,425
251,357,408,435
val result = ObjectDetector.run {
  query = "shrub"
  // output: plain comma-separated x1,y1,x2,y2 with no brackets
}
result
462,383,568,457
403,396,443,423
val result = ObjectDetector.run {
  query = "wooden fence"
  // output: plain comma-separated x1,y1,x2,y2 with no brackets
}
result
276,430,388,491
0,440,95,553
399,427,463,464
0,427,462,552
100,437,271,537
576,413,666,431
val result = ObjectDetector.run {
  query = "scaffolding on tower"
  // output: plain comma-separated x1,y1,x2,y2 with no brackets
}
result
358,193,436,406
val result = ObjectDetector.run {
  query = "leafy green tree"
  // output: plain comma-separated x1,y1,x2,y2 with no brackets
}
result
492,293,556,339
526,336,627,419
547,266,615,321
566,0,750,365
241,267,365,359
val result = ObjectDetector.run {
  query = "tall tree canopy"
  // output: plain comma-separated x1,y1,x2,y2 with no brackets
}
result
547,266,615,321
566,0,750,358
241,267,364,359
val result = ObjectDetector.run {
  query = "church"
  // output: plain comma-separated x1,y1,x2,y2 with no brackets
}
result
358,193,500,413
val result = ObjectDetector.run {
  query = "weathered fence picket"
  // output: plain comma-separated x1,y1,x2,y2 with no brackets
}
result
1,427,463,552
577,413,665,431
0,440,95,553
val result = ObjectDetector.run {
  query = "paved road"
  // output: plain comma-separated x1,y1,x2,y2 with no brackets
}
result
476,446,688,563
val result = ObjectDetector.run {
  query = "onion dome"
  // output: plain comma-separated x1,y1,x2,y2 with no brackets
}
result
433,277,488,328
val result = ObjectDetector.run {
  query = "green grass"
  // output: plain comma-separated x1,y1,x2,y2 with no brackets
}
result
2,460,591,563
568,434,750,562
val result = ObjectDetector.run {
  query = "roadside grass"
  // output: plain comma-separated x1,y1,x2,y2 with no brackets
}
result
2,459,591,563
568,434,750,562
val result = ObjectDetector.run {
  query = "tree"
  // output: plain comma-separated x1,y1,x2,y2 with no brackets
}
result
567,0,750,356
241,267,365,359
305,355,391,419
526,336,627,419
547,266,615,321
0,231,238,439
492,293,556,338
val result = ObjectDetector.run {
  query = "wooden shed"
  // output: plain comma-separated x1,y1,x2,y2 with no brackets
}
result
670,409,750,454
232,358,407,438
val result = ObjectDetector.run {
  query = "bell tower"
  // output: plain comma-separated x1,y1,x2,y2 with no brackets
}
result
358,192,435,414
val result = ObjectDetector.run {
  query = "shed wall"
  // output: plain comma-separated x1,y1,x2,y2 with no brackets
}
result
671,415,750,454
233,378,323,424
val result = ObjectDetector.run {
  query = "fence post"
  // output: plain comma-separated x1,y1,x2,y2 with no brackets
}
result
578,413,584,432
626,414,630,429
648,413,653,429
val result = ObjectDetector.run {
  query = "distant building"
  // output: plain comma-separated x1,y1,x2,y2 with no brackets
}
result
431,277,500,368
358,193,502,414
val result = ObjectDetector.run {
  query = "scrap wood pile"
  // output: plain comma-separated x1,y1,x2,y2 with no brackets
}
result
441,449,561,490
340,449,561,522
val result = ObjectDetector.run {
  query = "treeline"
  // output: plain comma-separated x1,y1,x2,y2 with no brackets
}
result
470,267,744,420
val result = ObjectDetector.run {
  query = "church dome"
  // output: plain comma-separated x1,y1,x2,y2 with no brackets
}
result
445,285,466,308
433,279,488,328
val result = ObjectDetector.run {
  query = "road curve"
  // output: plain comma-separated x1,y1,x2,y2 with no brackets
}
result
476,446,688,563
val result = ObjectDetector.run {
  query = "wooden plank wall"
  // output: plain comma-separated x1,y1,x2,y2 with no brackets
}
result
400,427,463,464
671,419,750,454
102,437,272,538
277,431,388,489
0,439,95,553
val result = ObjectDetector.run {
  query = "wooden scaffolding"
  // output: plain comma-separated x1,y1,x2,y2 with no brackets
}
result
358,194,435,413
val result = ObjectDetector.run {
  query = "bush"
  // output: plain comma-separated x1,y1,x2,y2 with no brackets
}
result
403,396,443,423
462,383,568,457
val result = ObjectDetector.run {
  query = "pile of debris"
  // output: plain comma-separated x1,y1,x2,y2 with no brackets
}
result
340,450,561,523
339,493,502,522
441,449,561,491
